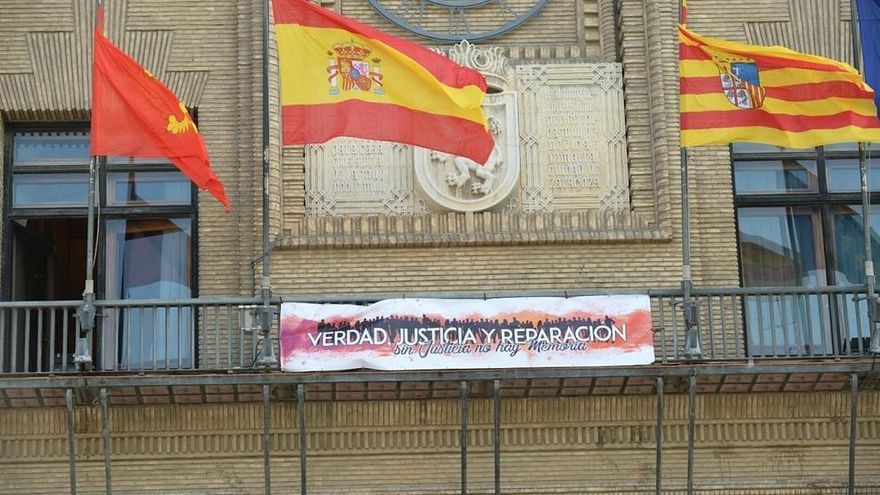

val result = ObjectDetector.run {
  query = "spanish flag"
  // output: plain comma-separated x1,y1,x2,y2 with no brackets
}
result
680,25,880,148
91,4,230,210
272,0,494,164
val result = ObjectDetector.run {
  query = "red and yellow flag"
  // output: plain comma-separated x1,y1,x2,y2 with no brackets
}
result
272,0,494,164
680,25,880,148
91,6,230,211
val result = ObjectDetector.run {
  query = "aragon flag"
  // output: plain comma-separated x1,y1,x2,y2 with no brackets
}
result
90,5,231,211
680,25,880,148
272,0,494,164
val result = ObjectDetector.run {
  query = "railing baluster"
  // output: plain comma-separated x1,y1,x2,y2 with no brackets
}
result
215,306,220,368
11,309,19,372
768,293,779,357
706,296,715,358
177,305,183,370
24,309,31,372
658,296,667,362
251,307,258,366
0,309,6,372
49,310,57,373
851,291,863,355
780,294,790,357
152,305,159,371
99,309,106,371
37,309,44,372
842,293,856,355
138,307,145,371
62,308,69,371
125,308,133,371
191,305,197,370
164,305,171,370
792,293,805,356
672,298,680,360
227,305,233,369
239,305,246,367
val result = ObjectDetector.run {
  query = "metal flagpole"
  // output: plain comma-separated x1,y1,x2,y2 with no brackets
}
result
256,0,278,366
679,0,701,359
74,0,102,370
849,0,880,354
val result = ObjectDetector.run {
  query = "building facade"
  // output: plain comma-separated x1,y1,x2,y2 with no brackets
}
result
0,0,878,493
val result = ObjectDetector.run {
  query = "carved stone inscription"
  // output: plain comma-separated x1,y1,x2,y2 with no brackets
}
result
516,64,629,212
305,138,418,216
545,91,600,191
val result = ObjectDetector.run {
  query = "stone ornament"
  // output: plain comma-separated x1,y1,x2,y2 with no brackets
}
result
414,92,520,212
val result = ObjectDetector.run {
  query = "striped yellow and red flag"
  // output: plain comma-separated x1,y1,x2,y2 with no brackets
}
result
272,0,494,164
680,25,880,148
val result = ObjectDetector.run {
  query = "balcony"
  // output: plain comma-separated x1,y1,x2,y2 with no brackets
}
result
1,287,876,495
0,286,876,376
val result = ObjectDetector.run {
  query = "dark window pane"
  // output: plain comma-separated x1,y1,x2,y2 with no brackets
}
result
12,173,89,207
12,131,90,166
107,171,192,206
734,159,818,194
825,158,880,192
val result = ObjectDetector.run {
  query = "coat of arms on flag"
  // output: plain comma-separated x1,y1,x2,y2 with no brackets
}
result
327,41,384,95
720,60,765,109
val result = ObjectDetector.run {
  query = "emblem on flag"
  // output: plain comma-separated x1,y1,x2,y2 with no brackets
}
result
717,59,765,109
327,41,384,95
167,102,198,135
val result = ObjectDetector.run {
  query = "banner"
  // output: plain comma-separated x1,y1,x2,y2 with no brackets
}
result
280,296,654,372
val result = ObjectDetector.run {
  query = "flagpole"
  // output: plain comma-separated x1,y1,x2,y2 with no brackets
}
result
75,0,103,370
849,0,880,355
256,0,278,367
679,0,701,360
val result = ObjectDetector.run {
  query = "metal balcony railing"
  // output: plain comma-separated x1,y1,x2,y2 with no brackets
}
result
0,286,875,375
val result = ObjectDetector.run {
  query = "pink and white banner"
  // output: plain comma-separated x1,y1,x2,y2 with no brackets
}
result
280,296,654,372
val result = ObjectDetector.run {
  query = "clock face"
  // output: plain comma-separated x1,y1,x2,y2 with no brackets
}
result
367,0,549,42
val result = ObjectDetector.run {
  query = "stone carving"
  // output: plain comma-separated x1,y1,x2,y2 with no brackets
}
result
414,91,520,212
304,139,420,216
441,117,502,196
516,63,630,213
302,47,631,218
443,40,514,91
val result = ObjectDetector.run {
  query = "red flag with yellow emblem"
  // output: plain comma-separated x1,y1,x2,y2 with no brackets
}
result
90,5,230,211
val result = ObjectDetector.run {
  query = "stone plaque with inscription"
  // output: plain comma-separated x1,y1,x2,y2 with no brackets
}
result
304,138,419,216
516,63,629,212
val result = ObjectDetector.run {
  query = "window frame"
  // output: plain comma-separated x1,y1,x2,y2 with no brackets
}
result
732,144,880,288
2,122,200,303
731,143,879,356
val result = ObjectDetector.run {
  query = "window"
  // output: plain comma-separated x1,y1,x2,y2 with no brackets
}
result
733,143,880,356
3,126,197,372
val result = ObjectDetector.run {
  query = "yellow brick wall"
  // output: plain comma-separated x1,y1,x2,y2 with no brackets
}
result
1,391,878,494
